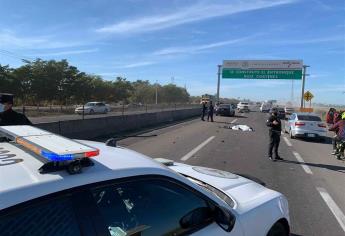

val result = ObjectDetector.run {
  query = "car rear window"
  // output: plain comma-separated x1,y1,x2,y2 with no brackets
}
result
297,115,321,121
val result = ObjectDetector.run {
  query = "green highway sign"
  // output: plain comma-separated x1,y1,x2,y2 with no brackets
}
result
222,60,303,80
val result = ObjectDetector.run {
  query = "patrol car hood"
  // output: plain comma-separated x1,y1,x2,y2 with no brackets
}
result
169,162,280,213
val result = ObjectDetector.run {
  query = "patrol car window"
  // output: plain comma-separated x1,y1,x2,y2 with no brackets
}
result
85,102,95,106
90,179,213,236
0,196,81,236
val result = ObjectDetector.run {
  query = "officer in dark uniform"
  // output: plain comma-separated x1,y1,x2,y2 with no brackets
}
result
201,101,207,121
266,108,283,161
207,101,214,122
0,93,32,126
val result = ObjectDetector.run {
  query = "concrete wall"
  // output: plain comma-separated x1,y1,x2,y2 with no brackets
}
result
35,108,200,139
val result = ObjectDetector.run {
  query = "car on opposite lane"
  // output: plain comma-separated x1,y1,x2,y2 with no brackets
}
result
75,102,110,114
237,102,250,113
215,104,236,117
0,125,290,236
284,112,327,141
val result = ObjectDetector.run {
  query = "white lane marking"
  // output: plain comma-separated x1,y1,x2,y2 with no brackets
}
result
283,137,292,146
181,136,215,161
292,151,313,175
317,187,345,233
231,119,237,124
20,162,39,183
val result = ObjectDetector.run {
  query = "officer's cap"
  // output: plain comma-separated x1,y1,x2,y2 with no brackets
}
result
0,93,14,104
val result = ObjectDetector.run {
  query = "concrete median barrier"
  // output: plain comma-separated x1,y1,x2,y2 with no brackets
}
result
35,108,200,139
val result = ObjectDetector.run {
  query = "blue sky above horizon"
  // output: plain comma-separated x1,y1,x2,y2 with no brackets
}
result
0,0,344,105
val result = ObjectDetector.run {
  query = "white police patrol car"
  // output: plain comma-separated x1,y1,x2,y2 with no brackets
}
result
0,126,290,236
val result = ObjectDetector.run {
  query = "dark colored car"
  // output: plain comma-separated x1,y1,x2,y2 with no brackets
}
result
215,104,235,117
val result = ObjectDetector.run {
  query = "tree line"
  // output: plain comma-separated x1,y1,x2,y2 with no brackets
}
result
0,59,190,105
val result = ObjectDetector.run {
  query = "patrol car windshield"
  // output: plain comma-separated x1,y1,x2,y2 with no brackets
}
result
185,175,235,208
297,115,322,121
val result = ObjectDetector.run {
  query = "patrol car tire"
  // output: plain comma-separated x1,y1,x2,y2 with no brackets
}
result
267,222,288,236
89,109,94,114
289,130,295,139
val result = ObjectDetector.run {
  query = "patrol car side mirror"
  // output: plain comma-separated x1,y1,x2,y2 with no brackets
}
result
214,206,236,232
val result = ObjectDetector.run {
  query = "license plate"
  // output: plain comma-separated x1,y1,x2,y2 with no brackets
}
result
307,134,316,137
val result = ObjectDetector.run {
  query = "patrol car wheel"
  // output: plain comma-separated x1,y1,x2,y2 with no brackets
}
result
89,109,94,114
289,130,295,139
267,222,288,236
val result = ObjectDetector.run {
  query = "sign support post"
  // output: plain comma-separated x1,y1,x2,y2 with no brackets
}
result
216,64,221,103
300,65,310,108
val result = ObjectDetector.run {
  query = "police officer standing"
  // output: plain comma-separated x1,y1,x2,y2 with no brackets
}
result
266,108,283,161
201,101,207,121
207,101,214,122
0,93,32,126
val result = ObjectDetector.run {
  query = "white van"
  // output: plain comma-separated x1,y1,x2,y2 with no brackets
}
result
260,103,272,112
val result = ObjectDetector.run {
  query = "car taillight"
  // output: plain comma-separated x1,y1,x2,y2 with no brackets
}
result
295,122,305,126
318,123,326,128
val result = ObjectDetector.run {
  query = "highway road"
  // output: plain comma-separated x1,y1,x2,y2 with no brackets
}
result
115,110,345,236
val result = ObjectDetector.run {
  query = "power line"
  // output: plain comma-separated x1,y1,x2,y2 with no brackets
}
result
0,49,34,62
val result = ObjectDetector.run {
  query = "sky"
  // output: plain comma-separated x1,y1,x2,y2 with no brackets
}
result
0,0,344,105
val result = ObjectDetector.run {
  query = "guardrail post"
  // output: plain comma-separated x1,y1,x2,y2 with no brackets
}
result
122,103,125,116
22,106,25,115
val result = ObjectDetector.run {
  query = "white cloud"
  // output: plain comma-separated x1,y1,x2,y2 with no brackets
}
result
277,35,345,45
0,30,85,49
115,61,156,68
153,37,251,55
29,48,99,57
96,0,296,34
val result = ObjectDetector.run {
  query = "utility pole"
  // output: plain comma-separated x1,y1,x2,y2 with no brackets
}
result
300,65,310,108
217,64,222,103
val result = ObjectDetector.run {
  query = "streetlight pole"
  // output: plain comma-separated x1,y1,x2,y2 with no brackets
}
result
300,65,310,108
217,65,222,103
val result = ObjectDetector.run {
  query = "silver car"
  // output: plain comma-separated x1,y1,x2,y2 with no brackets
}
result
284,113,327,141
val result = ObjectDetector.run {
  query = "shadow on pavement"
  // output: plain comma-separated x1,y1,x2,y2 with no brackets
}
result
301,137,333,145
213,121,233,125
234,115,247,118
279,159,345,173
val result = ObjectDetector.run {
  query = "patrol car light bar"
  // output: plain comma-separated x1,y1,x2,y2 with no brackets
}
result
0,125,99,162
15,137,99,162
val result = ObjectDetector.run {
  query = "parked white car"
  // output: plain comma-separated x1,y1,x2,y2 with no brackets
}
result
284,112,327,142
75,102,110,114
0,125,290,236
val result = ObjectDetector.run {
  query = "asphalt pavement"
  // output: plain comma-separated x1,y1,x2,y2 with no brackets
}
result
116,110,345,236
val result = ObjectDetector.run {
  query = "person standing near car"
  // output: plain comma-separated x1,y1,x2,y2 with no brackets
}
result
266,108,283,161
329,112,345,156
201,101,207,121
0,93,32,126
207,101,214,122
326,108,335,127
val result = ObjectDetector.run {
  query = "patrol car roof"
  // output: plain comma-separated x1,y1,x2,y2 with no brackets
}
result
0,140,170,210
